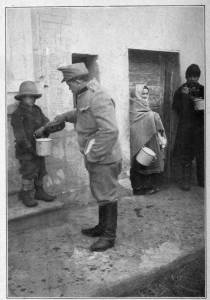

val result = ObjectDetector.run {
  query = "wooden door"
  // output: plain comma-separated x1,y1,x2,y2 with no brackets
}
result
129,50,166,118
162,53,180,180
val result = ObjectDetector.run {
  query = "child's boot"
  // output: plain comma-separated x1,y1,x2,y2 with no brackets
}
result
34,178,56,202
19,179,38,207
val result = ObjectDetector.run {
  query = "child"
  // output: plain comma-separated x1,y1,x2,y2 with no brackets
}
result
11,81,55,207
130,84,167,195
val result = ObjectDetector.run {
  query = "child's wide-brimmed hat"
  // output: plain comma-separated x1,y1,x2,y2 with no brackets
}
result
15,81,42,101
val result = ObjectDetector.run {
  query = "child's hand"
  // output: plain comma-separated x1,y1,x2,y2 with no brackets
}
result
34,126,45,138
181,86,189,94
158,132,167,149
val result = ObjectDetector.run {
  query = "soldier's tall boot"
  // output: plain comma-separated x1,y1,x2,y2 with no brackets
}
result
90,202,117,252
81,205,106,237
181,164,191,191
34,179,56,202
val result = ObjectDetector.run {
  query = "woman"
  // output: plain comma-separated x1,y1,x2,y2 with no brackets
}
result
130,84,167,195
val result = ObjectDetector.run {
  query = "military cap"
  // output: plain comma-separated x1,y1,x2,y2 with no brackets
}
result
57,62,89,82
15,81,42,101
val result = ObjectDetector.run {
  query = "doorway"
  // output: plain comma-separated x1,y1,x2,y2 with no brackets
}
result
128,49,180,180
72,53,99,108
72,53,99,81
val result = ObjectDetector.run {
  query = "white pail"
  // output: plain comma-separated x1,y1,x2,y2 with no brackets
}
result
193,98,204,111
36,138,52,156
136,147,156,166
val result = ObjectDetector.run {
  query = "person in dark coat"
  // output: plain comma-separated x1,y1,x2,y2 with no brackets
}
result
11,81,56,207
172,64,204,190
55,63,122,252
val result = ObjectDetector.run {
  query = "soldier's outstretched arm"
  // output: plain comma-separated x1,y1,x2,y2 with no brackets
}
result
54,109,77,123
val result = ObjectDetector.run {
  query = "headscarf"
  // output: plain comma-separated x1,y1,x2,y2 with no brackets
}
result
130,84,157,158
130,85,151,123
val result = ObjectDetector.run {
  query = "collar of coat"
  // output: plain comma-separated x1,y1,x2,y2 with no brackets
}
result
19,102,38,113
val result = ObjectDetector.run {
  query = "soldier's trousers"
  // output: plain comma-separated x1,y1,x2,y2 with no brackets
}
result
85,160,122,206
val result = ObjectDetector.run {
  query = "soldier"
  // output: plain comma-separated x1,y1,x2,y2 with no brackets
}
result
55,63,122,252
172,64,204,190
11,81,56,207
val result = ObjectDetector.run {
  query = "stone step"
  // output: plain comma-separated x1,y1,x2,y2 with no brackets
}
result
8,181,131,233
8,193,67,233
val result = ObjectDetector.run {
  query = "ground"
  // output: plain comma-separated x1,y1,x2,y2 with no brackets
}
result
129,248,205,297
8,179,205,297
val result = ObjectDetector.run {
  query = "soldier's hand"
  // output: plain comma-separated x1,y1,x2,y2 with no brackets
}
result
182,86,189,94
54,114,66,123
